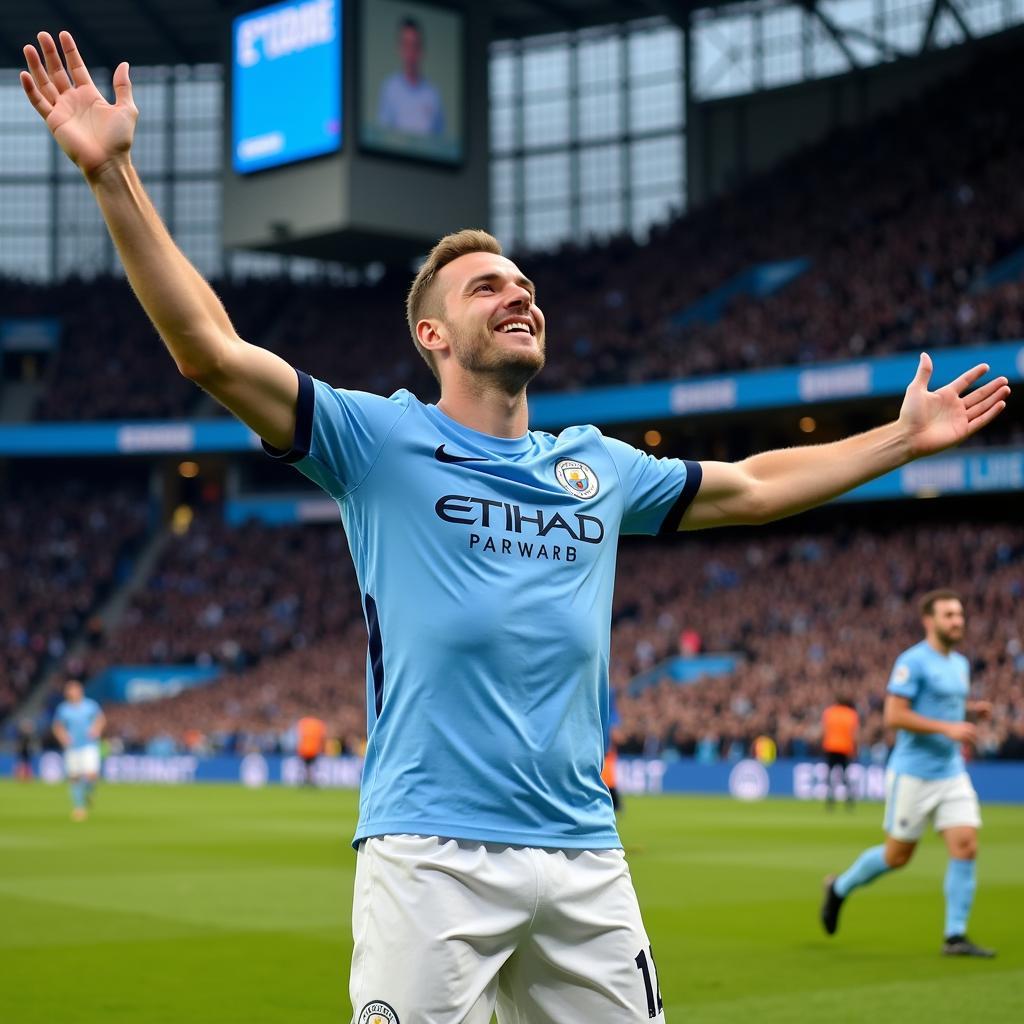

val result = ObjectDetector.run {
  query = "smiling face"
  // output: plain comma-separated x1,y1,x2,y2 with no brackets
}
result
422,250,546,393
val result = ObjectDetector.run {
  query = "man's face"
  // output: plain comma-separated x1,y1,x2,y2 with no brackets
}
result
433,251,546,392
65,681,83,703
926,598,965,647
399,26,423,79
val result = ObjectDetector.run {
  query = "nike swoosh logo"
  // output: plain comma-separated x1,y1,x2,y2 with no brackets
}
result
434,444,488,464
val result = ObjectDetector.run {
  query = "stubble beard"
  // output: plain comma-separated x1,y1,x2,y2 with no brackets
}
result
449,321,546,395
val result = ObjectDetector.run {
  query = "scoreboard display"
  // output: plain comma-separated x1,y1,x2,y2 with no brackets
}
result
222,1,488,264
232,0,343,174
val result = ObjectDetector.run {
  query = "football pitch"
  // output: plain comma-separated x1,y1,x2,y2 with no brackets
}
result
1,782,1021,1023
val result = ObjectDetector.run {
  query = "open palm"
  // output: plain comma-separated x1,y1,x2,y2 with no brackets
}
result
898,353,1010,458
20,31,136,178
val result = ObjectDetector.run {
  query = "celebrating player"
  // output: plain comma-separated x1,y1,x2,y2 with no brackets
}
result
52,679,105,822
821,590,995,957
20,32,1010,1019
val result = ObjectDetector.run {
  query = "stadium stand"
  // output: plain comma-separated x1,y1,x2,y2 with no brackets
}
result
96,516,1024,762
3,276,295,422
2,44,1022,421
3,25,1021,775
609,522,1024,761
0,479,148,720
78,509,362,673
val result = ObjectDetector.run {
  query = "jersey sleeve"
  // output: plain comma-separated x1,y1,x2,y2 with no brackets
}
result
887,652,921,700
601,435,703,536
263,370,410,500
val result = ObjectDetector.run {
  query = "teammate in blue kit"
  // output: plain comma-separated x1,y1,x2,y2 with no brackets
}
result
821,590,995,957
21,32,1011,1021
52,679,105,822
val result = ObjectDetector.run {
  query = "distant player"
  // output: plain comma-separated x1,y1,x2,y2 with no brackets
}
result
821,697,859,809
821,590,995,957
296,714,327,786
14,718,36,780
52,679,105,822
21,32,1009,1018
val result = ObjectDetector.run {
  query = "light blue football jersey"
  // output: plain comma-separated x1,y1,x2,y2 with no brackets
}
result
267,372,701,848
886,640,970,780
54,698,102,749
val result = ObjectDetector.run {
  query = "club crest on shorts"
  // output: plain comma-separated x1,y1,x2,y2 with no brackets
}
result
555,458,599,499
358,1001,399,1024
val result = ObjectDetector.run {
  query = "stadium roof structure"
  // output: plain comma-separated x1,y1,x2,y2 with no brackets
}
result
0,0,983,70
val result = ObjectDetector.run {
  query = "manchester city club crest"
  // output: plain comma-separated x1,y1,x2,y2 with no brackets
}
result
555,458,599,499
358,1001,400,1024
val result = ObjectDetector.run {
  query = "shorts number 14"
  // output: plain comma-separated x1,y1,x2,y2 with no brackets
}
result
635,945,663,1018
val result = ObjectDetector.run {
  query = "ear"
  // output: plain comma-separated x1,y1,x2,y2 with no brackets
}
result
416,318,449,357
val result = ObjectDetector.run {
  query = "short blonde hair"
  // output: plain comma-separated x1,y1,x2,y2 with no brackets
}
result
406,229,502,380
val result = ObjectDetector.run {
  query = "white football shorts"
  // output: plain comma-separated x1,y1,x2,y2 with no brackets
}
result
349,834,667,1024
64,744,101,778
884,770,981,842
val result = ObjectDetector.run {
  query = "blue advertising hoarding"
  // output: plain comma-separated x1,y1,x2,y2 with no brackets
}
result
7,754,1024,806
232,0,342,174
527,341,1024,428
2,342,1022,471
86,666,224,704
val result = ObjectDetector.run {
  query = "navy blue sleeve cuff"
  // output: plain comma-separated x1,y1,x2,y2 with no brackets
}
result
657,460,703,536
262,369,314,464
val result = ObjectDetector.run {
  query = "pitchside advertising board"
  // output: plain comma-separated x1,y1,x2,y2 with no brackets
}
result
7,755,1024,803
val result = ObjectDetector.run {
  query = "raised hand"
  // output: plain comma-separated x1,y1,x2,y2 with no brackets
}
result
20,31,137,179
897,353,1010,459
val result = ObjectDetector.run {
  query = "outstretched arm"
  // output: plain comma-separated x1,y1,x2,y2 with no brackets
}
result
20,31,297,449
679,353,1010,530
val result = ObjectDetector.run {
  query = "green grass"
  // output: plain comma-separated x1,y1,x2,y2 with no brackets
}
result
1,782,1021,1023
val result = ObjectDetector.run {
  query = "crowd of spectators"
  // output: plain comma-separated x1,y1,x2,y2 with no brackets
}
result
2,275,294,421
2,45,1022,422
609,523,1024,763
77,509,362,675
0,479,149,720
239,48,1024,398
97,517,1024,764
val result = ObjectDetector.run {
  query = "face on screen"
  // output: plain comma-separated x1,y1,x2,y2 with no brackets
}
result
399,22,424,80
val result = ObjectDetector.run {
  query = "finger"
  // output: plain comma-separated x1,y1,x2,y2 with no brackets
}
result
112,61,134,107
911,351,932,389
964,377,1009,410
947,362,989,396
19,69,53,118
966,386,1011,421
964,400,1007,436
59,30,94,88
38,31,73,93
23,44,59,105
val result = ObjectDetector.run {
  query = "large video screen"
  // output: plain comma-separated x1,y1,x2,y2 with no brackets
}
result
232,0,343,175
359,0,464,165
